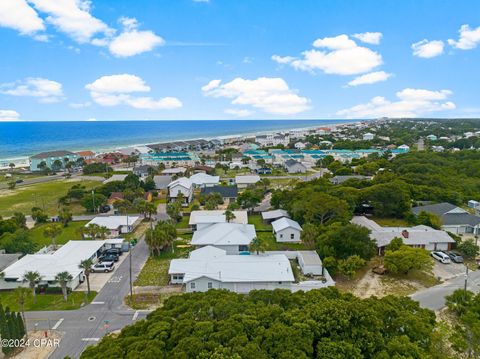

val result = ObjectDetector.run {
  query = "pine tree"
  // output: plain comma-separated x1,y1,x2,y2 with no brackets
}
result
16,312,25,338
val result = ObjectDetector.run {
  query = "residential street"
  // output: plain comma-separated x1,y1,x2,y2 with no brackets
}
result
24,236,151,359
411,268,480,310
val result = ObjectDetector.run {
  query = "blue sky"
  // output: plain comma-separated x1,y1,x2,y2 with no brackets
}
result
0,0,480,121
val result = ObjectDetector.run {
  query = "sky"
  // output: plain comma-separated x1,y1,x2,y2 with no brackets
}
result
0,0,480,121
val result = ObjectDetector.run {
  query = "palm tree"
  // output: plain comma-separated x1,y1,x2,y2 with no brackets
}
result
43,223,63,249
96,226,111,240
84,223,100,239
14,287,31,326
78,259,93,295
55,271,73,301
145,202,157,220
52,159,63,171
224,209,236,223
23,271,41,302
8,162,15,172
249,237,267,255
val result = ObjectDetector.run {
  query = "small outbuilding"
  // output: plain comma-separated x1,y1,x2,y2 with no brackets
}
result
271,217,302,243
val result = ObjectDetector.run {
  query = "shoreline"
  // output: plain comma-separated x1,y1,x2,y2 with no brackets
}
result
0,119,364,166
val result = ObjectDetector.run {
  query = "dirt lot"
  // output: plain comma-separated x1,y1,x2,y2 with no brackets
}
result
10,331,62,359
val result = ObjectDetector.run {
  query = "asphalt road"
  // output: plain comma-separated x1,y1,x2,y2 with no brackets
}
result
25,236,151,359
0,173,104,190
411,268,480,310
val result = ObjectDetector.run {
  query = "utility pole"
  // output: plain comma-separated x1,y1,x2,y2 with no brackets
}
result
91,190,95,214
464,265,469,294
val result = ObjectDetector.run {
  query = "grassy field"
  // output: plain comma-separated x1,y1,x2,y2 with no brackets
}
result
29,221,88,247
135,238,191,287
0,179,99,217
0,172,44,183
0,291,97,311
248,214,272,231
175,215,190,229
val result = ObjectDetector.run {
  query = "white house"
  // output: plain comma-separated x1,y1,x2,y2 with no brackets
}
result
168,246,294,293
363,132,375,141
1,241,107,290
86,216,140,237
189,210,248,231
168,177,193,204
272,217,302,243
191,222,256,254
294,142,307,150
235,175,261,189
351,216,455,255
189,173,220,188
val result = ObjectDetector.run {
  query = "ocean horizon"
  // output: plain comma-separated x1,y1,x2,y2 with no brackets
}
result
0,119,357,161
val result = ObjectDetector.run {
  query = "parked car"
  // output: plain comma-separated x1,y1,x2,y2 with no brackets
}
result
15,179,24,183
91,262,115,273
104,248,122,256
431,251,451,264
98,254,119,263
445,251,464,263
99,205,110,213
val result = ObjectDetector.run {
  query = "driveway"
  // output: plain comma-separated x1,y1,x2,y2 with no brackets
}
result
431,261,467,281
75,253,130,292
156,202,170,221
24,237,151,359
411,269,480,310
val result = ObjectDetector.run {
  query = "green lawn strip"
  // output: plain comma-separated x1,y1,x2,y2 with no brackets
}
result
371,217,411,227
175,215,190,229
0,179,99,216
0,291,97,311
256,232,306,251
134,256,171,286
248,214,272,231
29,221,88,247
135,239,191,287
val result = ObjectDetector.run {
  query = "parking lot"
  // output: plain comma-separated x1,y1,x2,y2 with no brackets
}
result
431,260,467,281
75,251,130,292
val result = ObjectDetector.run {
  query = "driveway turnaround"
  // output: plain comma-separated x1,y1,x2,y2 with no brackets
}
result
25,237,151,359
411,268,480,311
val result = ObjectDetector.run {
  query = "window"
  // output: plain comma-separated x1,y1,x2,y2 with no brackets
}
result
208,282,213,289
190,282,196,289
280,234,283,238
291,233,295,240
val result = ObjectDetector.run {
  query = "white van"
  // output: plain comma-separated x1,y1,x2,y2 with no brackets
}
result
431,251,451,264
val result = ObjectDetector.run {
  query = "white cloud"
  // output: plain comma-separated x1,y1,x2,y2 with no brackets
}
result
448,24,480,50
108,17,164,57
0,77,64,103
352,32,382,45
69,101,91,108
202,77,310,115
28,0,112,43
0,0,45,35
225,108,253,117
272,34,382,75
347,71,392,86
85,74,182,110
411,39,444,58
0,109,20,121
337,88,455,118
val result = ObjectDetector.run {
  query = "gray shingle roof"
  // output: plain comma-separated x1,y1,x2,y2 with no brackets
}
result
411,202,460,216
200,185,238,198
441,213,480,226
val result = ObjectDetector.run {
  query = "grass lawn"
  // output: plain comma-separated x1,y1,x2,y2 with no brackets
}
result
135,239,191,287
257,231,306,251
0,179,99,217
248,214,272,231
134,256,170,286
0,291,97,311
175,215,190,229
29,221,88,247
125,292,182,310
371,217,411,227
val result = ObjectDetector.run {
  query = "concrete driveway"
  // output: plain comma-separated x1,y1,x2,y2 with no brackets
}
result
431,261,467,281
75,253,130,292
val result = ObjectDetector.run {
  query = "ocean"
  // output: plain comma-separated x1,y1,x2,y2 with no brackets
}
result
0,119,353,161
